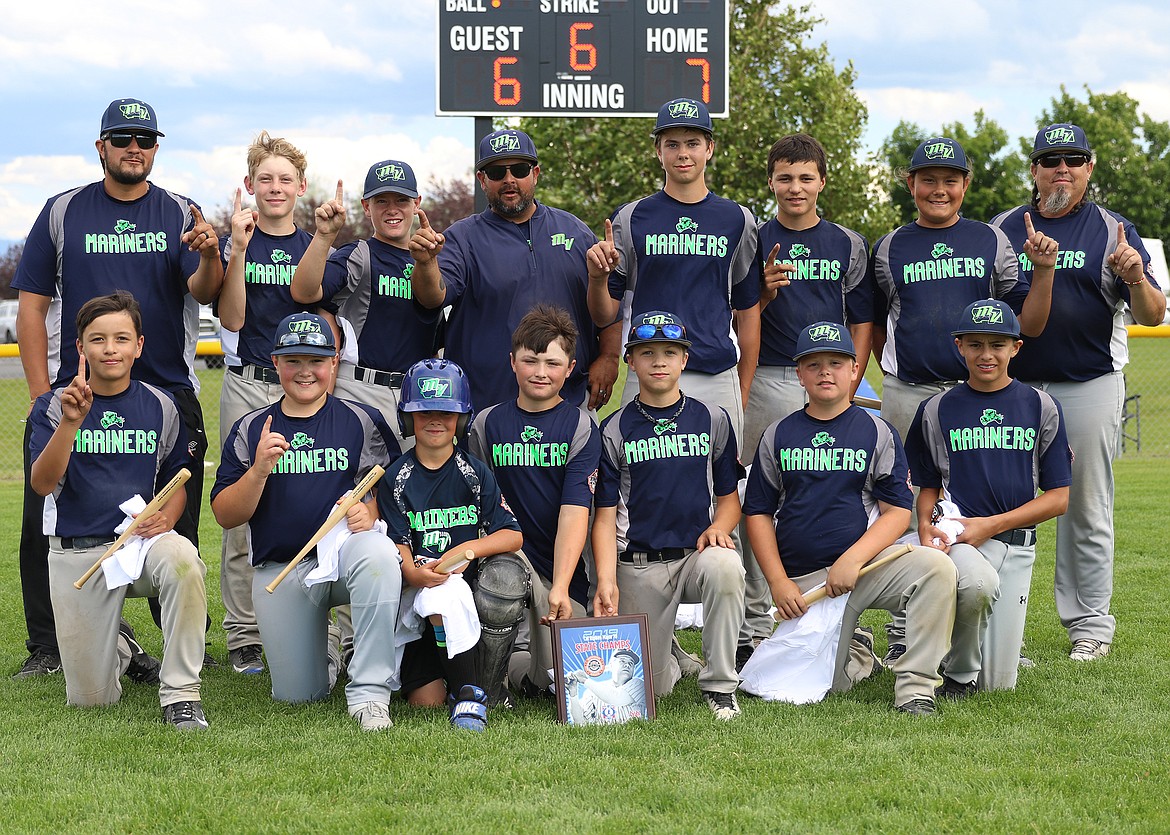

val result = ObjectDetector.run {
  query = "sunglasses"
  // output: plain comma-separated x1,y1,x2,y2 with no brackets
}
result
276,331,332,348
633,322,686,341
482,162,533,181
103,132,158,150
1036,153,1089,169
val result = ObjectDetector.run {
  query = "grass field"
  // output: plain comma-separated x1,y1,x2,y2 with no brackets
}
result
1,461,1169,830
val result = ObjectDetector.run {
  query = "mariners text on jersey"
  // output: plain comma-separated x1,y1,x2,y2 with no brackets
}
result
271,446,349,474
84,230,168,254
948,425,1036,452
645,232,728,258
245,261,296,286
775,446,868,472
1017,250,1085,272
492,442,569,468
903,256,986,283
407,505,480,532
788,259,842,281
73,428,158,454
623,432,710,464
378,265,414,300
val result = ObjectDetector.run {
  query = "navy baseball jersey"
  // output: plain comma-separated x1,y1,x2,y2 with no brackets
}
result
757,217,872,366
608,190,761,374
597,396,740,553
320,238,441,372
29,381,187,539
13,182,204,391
219,227,316,369
906,380,1073,519
212,395,400,566
439,204,599,408
378,448,521,572
467,399,600,603
744,406,912,577
869,218,1027,383
991,204,1160,382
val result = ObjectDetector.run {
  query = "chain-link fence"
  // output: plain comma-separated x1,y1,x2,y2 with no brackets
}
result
2,332,1168,482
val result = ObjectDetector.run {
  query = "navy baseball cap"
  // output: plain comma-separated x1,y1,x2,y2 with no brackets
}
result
1031,123,1092,161
100,98,164,137
271,312,336,357
908,137,969,174
793,321,856,360
952,299,1021,339
477,129,538,170
363,159,418,199
625,311,692,352
652,97,713,137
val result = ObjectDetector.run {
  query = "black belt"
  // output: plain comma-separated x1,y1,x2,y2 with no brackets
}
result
353,366,405,388
619,548,686,564
229,364,281,384
992,528,1036,547
60,536,116,550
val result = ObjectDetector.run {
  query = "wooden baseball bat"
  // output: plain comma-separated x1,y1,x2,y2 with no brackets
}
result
776,543,914,615
73,468,192,589
264,465,386,594
436,548,475,574
853,395,882,410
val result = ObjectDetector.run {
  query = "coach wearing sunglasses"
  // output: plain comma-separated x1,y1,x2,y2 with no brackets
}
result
410,128,620,413
11,98,223,679
991,123,1166,663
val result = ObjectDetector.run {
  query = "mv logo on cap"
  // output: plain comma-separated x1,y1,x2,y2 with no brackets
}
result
290,432,315,450
114,220,136,234
289,319,322,334
1045,127,1075,145
418,377,452,399
932,243,955,259
923,141,955,161
119,102,152,121
970,304,1004,325
675,217,698,234
669,101,699,120
490,133,521,154
376,163,405,182
271,250,292,264
100,411,125,429
642,314,673,326
807,323,841,342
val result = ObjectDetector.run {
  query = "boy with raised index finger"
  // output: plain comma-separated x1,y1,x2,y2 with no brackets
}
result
592,311,746,721
905,299,1071,693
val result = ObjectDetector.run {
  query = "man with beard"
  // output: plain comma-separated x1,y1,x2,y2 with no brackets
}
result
991,124,1165,662
410,129,620,414
12,98,223,678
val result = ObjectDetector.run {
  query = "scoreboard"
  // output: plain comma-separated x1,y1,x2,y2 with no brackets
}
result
436,0,729,117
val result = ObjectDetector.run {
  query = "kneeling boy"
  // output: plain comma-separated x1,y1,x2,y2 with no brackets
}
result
744,322,956,716
30,292,208,729
593,311,746,720
211,313,403,731
906,299,1071,692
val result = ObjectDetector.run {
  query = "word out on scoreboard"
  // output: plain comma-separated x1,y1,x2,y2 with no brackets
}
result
437,0,729,117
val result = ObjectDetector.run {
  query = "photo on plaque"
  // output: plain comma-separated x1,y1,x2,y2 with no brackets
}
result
552,615,655,726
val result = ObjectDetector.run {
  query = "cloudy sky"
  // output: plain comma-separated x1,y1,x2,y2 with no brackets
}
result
1,0,1167,243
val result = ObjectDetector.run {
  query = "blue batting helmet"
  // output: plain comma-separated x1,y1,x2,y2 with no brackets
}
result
398,358,473,438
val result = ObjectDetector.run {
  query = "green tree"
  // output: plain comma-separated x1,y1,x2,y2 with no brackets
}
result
1034,85,1170,240
878,111,1028,227
516,1,894,242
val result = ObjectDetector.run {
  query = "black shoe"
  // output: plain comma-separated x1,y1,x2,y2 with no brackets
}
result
935,676,977,700
228,644,265,674
119,622,161,684
882,642,907,667
735,643,756,673
701,689,741,720
163,700,209,730
517,674,553,702
895,697,937,716
202,650,221,669
13,650,62,679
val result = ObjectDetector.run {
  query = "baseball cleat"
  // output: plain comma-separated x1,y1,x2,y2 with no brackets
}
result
228,644,265,675
701,689,741,721
450,685,489,732
895,697,938,716
734,643,756,673
350,701,393,731
163,700,209,731
1069,639,1110,661
119,621,161,684
934,676,978,700
882,642,907,668
672,638,704,677
13,650,62,679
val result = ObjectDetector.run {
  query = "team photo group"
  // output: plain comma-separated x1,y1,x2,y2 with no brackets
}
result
10,94,1165,732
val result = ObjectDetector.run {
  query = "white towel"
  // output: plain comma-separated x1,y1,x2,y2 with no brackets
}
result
101,495,178,589
304,518,388,587
738,584,850,704
405,574,481,658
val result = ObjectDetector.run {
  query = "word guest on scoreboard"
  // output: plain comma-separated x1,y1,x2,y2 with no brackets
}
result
437,0,729,117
